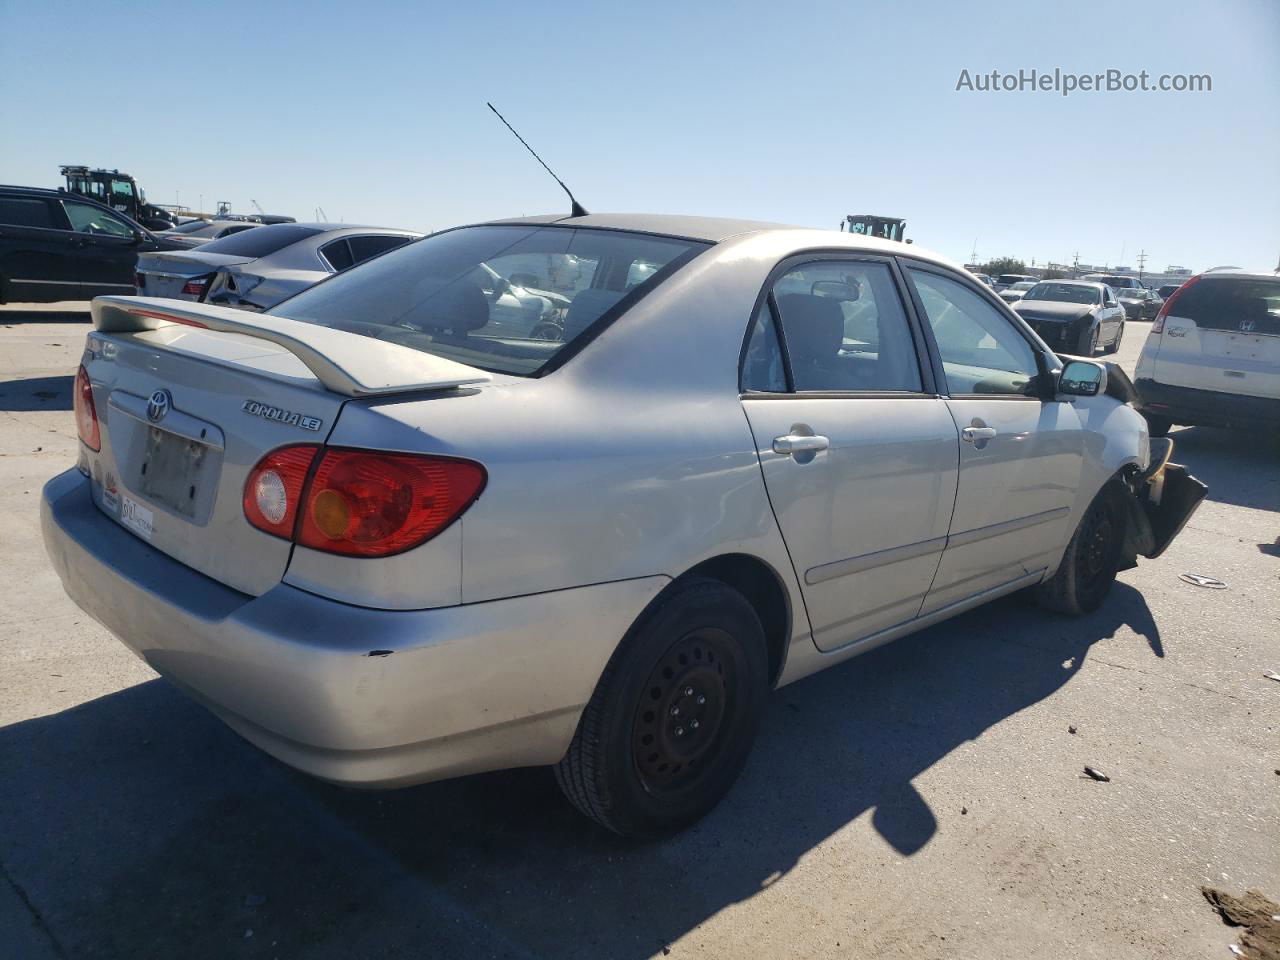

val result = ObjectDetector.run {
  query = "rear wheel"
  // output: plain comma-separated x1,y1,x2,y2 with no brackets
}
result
555,578,768,836
1035,485,1124,615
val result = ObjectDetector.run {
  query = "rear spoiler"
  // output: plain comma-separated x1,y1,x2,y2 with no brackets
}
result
92,296,491,398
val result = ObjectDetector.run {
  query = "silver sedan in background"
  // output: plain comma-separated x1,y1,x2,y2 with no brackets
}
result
157,219,264,248
44,214,1204,836
134,223,422,311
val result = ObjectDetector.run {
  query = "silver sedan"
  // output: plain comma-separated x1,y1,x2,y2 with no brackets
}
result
43,214,1205,836
134,222,421,310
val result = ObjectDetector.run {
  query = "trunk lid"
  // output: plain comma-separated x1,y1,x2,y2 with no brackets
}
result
136,251,254,299
81,297,490,596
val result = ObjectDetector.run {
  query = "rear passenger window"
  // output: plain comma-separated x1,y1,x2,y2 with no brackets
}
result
770,260,923,392
348,234,412,264
320,239,354,271
0,197,57,229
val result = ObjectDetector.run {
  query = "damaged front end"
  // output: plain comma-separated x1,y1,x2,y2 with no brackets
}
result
1117,437,1208,570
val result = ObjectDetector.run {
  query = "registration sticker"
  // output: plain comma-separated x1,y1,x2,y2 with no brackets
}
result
120,495,154,541
103,472,120,513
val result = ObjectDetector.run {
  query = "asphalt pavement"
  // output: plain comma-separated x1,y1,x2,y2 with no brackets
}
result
1,303,1276,959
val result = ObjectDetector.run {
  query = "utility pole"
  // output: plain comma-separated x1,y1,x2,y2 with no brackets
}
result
1136,249,1148,283
970,239,978,265
1072,251,1080,277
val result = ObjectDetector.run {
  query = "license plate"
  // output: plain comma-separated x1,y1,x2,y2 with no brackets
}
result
139,426,210,519
120,495,154,541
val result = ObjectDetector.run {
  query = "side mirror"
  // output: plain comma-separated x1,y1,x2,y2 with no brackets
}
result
1057,359,1107,397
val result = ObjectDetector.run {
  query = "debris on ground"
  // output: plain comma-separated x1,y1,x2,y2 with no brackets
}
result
1083,766,1110,782
1201,886,1280,960
960,806,968,815
1180,573,1228,589
1069,725,1078,734
1264,672,1280,683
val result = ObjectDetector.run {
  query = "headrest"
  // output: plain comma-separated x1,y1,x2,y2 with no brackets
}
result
776,293,844,363
407,276,489,334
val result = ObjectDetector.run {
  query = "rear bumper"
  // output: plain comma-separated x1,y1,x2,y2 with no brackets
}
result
41,469,666,787
1136,378,1280,428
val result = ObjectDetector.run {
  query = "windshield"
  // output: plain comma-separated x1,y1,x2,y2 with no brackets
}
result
1117,288,1143,299
1023,283,1100,305
273,224,709,376
199,224,323,258
1011,281,1036,290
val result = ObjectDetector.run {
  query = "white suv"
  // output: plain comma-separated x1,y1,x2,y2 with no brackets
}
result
1134,270,1280,436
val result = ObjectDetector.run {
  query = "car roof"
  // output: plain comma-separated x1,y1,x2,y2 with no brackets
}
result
486,212,804,243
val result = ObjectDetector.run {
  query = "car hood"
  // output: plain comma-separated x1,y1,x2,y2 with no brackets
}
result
1013,300,1094,321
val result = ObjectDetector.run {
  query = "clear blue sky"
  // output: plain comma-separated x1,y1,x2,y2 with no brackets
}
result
2,0,1277,272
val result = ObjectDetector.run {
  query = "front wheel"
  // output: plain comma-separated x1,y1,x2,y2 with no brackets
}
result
1104,323,1124,355
555,578,769,836
1035,486,1124,615
1076,324,1099,357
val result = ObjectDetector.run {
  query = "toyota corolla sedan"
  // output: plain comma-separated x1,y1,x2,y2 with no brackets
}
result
43,214,1205,836
1013,279,1127,355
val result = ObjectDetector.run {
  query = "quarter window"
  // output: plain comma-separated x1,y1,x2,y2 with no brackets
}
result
742,300,787,393
62,201,134,238
907,268,1039,396
347,234,412,264
320,239,355,271
770,260,923,392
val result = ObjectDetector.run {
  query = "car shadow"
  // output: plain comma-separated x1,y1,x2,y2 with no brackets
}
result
0,586,1160,959
1165,425,1280,513
0,375,74,411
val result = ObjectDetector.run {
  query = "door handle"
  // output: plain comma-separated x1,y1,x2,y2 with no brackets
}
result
773,434,830,456
962,426,998,443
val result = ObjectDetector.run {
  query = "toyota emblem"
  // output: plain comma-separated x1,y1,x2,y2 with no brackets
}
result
146,389,172,423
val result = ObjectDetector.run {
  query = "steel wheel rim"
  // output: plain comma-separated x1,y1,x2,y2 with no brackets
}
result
632,628,734,793
1078,504,1114,589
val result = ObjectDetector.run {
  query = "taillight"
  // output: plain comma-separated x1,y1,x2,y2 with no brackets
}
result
297,450,486,557
243,445,319,539
181,274,212,298
1152,274,1200,333
242,447,486,557
74,364,100,451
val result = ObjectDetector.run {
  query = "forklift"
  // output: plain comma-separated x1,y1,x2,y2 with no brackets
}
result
59,166,177,231
839,214,909,243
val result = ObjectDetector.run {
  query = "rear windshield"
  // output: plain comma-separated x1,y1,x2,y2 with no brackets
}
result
271,224,709,376
1024,283,1100,305
1171,277,1280,334
199,224,322,258
168,219,213,234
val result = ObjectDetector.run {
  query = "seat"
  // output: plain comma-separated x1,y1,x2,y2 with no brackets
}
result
402,276,490,336
775,293,850,390
562,288,626,341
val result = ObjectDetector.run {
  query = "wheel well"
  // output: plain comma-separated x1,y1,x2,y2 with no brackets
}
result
678,554,791,688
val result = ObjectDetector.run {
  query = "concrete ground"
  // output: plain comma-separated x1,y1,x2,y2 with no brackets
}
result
1,303,1276,960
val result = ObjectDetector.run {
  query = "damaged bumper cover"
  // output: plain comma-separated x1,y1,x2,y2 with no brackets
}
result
1119,438,1208,567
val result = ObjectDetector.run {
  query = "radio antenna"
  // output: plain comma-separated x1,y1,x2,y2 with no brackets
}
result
486,101,588,218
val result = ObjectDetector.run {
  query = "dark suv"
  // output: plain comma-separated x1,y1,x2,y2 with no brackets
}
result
0,186,185,303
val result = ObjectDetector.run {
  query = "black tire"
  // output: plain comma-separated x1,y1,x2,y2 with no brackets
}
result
1035,485,1124,615
1076,324,1099,356
1143,414,1173,437
555,577,769,837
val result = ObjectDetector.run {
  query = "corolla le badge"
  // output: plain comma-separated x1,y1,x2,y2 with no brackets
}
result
146,389,172,422
242,399,323,432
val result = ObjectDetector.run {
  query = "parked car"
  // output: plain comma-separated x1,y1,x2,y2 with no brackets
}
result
1012,280,1127,355
1157,284,1183,300
134,223,421,311
998,280,1038,304
0,185,187,303
994,272,1037,291
1134,270,1280,435
43,213,1205,836
158,219,264,248
969,271,994,287
1082,272,1142,291
1116,286,1163,320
